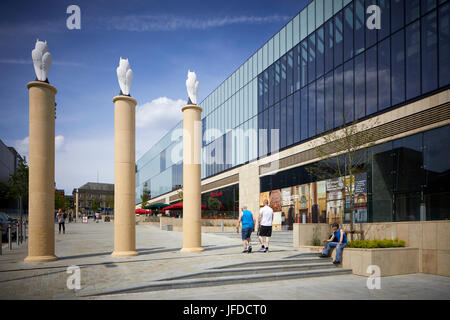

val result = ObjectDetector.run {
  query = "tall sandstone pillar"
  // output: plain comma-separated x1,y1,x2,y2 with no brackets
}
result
25,81,58,263
181,104,204,253
111,95,138,257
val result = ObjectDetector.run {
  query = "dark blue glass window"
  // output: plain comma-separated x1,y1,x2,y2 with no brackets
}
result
308,34,316,83
379,0,391,40
275,60,281,103
406,21,421,100
281,55,287,100
287,50,294,95
355,53,366,119
365,0,378,48
378,38,391,111
354,0,365,55
325,71,334,131
366,46,378,115
274,103,280,149
421,0,436,15
406,0,420,24
263,69,269,110
264,108,269,155
294,44,301,91
421,11,438,94
391,0,404,33
268,64,274,106
344,4,354,61
391,30,405,105
308,82,316,138
258,74,263,113
268,106,274,154
439,2,450,87
294,91,301,143
334,65,344,127
344,60,354,124
316,77,325,134
301,40,308,87
325,20,334,73
334,11,343,67
316,27,325,77
280,99,287,149
287,95,294,146
301,87,308,140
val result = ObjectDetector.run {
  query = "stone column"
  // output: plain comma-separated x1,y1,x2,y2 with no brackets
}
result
111,95,138,257
75,189,79,222
24,81,58,263
181,104,204,253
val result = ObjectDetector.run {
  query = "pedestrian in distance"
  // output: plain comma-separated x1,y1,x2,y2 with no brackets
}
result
236,206,255,253
95,211,100,223
56,209,65,234
319,223,348,264
258,200,274,253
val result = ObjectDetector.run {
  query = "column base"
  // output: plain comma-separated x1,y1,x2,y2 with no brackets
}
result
180,247,205,253
111,250,139,258
24,255,58,263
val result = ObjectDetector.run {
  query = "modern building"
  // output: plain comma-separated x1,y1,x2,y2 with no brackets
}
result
136,0,450,228
0,139,25,214
73,182,114,215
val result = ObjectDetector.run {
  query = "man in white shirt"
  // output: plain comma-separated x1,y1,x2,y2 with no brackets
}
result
258,200,274,253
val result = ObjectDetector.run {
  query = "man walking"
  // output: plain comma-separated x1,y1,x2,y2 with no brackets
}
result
56,209,65,234
236,206,255,253
258,200,273,253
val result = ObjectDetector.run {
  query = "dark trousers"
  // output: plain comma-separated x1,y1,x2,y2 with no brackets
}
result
59,222,65,233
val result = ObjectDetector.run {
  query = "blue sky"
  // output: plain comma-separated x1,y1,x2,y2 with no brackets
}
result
0,0,309,194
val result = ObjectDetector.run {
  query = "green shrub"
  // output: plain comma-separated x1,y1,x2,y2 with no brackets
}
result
347,238,406,248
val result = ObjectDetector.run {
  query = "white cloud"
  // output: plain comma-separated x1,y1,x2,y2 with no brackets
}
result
102,14,290,32
135,97,185,159
14,135,65,156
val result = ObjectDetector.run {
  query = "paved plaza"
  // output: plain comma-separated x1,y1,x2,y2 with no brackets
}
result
0,221,449,300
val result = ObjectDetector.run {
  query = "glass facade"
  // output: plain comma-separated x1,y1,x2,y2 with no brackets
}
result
136,0,450,206
261,125,450,222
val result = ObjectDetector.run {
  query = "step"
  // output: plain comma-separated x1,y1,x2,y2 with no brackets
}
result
81,268,353,297
212,257,332,270
158,262,338,281
284,252,323,259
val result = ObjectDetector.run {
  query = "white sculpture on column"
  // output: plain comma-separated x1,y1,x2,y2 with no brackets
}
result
186,70,199,105
31,39,52,82
116,57,133,96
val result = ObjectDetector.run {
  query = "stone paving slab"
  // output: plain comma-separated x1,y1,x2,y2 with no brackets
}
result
1,221,449,300
0,221,298,299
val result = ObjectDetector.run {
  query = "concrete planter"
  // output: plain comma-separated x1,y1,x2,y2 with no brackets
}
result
342,247,419,277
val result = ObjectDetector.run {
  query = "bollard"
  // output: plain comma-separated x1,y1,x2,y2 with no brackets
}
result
8,225,12,250
16,222,20,245
23,221,27,243
221,220,224,233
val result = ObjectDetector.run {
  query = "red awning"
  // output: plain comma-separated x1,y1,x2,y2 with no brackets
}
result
161,201,207,212
135,208,151,214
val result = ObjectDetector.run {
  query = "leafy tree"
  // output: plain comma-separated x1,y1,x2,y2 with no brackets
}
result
55,192,65,210
5,157,29,214
140,183,150,208
207,197,221,211
305,119,377,240
105,195,114,209
91,197,100,213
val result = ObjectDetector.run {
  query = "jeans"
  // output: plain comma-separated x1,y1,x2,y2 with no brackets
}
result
58,222,65,233
323,242,347,262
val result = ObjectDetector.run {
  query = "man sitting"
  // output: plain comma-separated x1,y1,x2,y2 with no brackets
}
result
320,223,348,265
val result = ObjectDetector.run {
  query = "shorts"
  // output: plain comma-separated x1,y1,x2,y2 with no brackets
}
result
259,225,272,237
242,228,253,240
